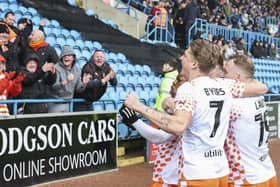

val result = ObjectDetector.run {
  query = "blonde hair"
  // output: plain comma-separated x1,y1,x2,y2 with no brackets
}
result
228,54,254,79
190,39,223,74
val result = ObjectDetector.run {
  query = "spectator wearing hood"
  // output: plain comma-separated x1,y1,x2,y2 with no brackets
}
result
74,49,117,111
17,53,56,114
48,45,87,113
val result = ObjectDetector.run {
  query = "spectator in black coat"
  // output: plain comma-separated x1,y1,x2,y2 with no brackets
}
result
17,53,56,114
74,50,117,111
183,0,200,46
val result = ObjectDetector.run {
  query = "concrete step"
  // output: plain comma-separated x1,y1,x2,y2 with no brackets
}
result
117,155,145,167
117,146,125,157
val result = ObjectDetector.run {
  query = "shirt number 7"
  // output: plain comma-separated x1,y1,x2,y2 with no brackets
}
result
209,100,224,138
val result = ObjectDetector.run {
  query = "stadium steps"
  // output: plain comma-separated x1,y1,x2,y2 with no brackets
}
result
117,138,146,167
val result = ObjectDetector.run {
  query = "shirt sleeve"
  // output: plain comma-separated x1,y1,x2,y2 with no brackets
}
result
174,82,196,115
224,79,245,98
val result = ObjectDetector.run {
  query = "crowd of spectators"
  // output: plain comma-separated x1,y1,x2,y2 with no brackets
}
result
140,0,280,48
0,10,117,116
192,32,279,60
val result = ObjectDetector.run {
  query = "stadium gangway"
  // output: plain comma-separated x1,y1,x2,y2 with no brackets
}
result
115,0,152,16
0,98,86,115
145,11,175,46
114,0,140,20
187,18,280,52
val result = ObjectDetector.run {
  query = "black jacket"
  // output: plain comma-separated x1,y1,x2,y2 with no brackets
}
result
76,61,117,102
18,67,57,114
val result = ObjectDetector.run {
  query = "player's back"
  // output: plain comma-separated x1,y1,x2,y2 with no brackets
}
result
225,96,276,184
175,76,233,180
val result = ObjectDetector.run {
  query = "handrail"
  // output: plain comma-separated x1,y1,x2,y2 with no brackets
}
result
146,11,175,45
188,18,280,52
0,95,279,117
0,98,85,115
114,0,139,20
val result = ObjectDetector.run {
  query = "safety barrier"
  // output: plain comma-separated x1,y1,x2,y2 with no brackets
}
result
146,11,175,45
187,18,280,52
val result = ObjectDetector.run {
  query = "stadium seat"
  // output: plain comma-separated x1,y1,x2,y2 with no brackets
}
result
118,123,129,140
65,37,76,46
84,41,94,49
70,30,81,39
0,2,9,11
27,7,38,16
92,41,102,50
75,39,84,49
92,101,105,111
104,100,116,110
81,49,92,59
67,0,77,7
85,9,96,17
18,5,27,13
142,64,151,75
32,15,41,26
78,56,88,68
56,36,66,46
8,3,18,11
116,53,127,63
126,83,135,92
46,35,56,46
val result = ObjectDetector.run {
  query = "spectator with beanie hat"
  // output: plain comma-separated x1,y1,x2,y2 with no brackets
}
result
16,53,56,114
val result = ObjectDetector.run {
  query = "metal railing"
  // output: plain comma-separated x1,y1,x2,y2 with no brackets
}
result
0,98,85,115
187,18,280,52
146,11,175,45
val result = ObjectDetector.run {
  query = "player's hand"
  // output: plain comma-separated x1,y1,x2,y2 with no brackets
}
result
119,105,138,130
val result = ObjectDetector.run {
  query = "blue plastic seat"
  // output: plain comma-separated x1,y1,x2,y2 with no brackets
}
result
81,49,92,59
75,39,84,49
0,2,9,10
85,9,96,16
27,7,38,16
46,35,56,46
56,37,66,47
18,5,27,13
126,83,135,92
84,41,94,49
92,101,104,111
116,53,127,63
118,123,129,140
118,75,128,85
70,30,81,39
92,41,102,50
8,3,18,11
104,100,116,110
142,64,151,75
65,37,76,46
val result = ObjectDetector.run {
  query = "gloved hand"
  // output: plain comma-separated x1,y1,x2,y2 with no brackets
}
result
119,105,138,130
